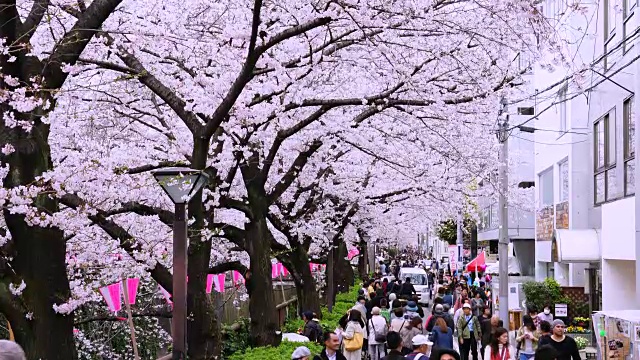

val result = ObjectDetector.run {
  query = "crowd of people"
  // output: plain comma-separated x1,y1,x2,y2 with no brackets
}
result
292,263,583,360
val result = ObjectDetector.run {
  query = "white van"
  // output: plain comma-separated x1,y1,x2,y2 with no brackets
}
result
398,267,430,305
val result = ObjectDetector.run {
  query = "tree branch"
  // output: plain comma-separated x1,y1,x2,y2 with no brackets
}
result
74,310,172,326
19,0,50,41
43,0,124,90
208,261,248,275
59,194,173,292
268,140,323,203
261,106,333,179
105,201,175,226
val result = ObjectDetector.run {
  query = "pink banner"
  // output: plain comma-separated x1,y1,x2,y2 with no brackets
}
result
159,285,173,306
206,274,226,293
272,263,278,278
214,274,225,293
282,265,289,277
126,278,139,305
232,270,244,285
99,283,122,312
347,248,360,260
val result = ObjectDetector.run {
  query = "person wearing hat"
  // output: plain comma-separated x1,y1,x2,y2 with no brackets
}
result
292,346,312,360
405,334,432,359
368,307,389,360
540,320,580,360
456,302,482,360
405,301,420,319
426,304,448,332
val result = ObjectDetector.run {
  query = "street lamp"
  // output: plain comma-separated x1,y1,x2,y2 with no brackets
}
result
152,167,209,360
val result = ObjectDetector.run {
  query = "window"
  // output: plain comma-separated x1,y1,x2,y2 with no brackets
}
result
624,0,635,52
624,97,635,195
559,85,567,132
559,160,569,201
518,107,535,116
539,168,554,206
594,111,618,204
605,0,616,36
604,0,616,69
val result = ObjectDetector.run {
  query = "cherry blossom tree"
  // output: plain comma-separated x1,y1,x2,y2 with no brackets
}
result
0,0,564,358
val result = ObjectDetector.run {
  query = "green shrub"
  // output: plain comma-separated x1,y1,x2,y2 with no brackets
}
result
222,318,251,358
228,341,323,360
522,278,570,312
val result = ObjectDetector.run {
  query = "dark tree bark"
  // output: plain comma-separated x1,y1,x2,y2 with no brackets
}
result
185,136,221,359
334,242,355,293
0,1,123,358
279,245,321,318
241,155,281,347
245,217,281,346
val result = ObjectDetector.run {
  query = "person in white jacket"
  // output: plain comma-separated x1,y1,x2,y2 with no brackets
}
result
367,307,388,360
484,327,516,360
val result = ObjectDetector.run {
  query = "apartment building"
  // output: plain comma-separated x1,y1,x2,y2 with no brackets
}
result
533,0,640,311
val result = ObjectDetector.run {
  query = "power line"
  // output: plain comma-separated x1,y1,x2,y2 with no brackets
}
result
512,134,588,146
507,52,640,132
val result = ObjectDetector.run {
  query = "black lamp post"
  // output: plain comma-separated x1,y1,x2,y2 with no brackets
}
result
152,167,209,360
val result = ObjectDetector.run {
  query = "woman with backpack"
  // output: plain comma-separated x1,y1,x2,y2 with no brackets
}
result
400,316,423,355
342,309,365,360
368,307,389,360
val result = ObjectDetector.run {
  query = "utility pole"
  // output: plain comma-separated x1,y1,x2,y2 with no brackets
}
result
497,98,510,327
456,212,463,275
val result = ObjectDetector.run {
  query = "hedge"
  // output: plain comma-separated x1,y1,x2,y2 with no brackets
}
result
230,279,362,358
228,341,323,360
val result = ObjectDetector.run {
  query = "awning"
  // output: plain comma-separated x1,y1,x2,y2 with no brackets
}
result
554,229,600,262
466,251,486,272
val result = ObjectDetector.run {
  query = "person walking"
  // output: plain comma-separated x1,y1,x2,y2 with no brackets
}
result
483,327,515,360
405,334,431,360
400,317,423,355
481,315,503,359
342,310,365,360
301,311,323,342
314,332,347,360
456,303,482,360
382,331,408,360
369,307,389,360
542,320,580,360
430,317,454,350
515,315,539,360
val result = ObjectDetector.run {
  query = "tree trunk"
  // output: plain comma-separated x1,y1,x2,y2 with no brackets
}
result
334,242,354,293
281,245,321,318
7,222,77,360
357,238,368,281
186,222,219,359
2,137,76,359
186,136,221,359
246,217,280,347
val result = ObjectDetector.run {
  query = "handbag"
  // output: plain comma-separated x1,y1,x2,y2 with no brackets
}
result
344,331,364,351
370,319,387,343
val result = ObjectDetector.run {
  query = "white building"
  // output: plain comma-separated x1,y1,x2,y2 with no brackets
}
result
533,0,640,311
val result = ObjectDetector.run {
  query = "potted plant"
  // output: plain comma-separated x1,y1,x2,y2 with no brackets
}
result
575,337,589,359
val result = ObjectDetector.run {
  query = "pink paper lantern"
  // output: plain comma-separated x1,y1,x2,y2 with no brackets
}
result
99,283,122,312
125,278,139,305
